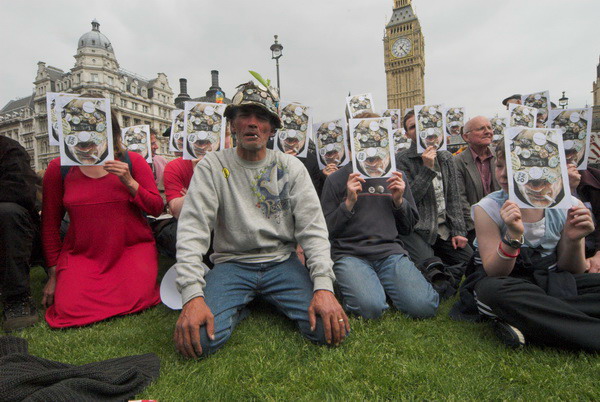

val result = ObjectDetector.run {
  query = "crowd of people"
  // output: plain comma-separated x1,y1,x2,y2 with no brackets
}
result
2,84,600,356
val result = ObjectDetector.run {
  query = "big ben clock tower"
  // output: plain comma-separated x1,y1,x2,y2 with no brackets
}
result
383,0,425,110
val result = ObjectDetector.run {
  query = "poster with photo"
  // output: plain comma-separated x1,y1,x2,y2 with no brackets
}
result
274,102,312,158
522,90,550,128
182,101,226,161
490,116,508,153
382,109,401,131
445,107,465,145
122,124,152,163
509,104,537,128
56,96,113,166
414,104,446,153
548,108,592,170
169,109,185,152
504,127,571,209
46,92,79,146
346,93,375,119
588,131,600,167
393,128,411,153
349,117,396,182
314,119,350,170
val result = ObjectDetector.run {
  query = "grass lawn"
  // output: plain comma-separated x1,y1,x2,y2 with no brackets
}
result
7,261,600,400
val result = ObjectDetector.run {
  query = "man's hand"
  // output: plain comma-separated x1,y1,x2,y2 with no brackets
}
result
104,160,139,195
345,173,365,211
421,146,437,169
587,251,600,273
500,200,524,239
322,163,339,177
174,297,214,358
451,236,468,249
308,290,350,346
42,266,57,308
386,171,405,207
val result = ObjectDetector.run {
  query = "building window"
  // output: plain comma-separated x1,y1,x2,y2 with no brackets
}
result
91,74,99,82
108,76,114,85
134,118,141,125
132,102,138,111
123,116,130,127
121,99,127,108
143,105,149,113
109,93,115,103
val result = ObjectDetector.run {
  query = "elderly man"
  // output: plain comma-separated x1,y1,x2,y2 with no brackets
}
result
455,116,500,243
173,81,349,358
395,111,472,285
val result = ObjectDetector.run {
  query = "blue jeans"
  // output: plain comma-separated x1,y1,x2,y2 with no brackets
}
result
199,254,327,356
334,254,439,319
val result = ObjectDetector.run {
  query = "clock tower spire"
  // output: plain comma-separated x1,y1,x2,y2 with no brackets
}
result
383,0,425,110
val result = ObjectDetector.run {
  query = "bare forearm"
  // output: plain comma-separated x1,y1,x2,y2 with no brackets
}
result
169,197,185,219
558,238,587,274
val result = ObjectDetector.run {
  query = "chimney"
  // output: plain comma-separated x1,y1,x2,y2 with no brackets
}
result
174,78,191,109
211,70,219,88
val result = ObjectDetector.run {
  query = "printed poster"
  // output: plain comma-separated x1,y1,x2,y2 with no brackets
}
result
314,119,350,170
509,104,537,128
46,92,79,146
504,127,571,209
490,116,508,153
183,102,226,161
122,124,152,163
548,108,592,170
414,104,446,153
169,109,185,152
346,93,375,119
445,107,466,145
349,117,396,181
522,90,550,128
274,102,311,158
56,96,113,166
382,109,401,131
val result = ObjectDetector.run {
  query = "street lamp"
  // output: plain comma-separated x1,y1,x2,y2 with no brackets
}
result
270,35,283,96
558,91,569,109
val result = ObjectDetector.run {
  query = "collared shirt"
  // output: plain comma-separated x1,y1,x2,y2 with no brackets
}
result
469,147,493,195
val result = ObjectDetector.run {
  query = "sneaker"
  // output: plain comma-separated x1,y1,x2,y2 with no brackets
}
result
3,297,38,332
492,320,525,348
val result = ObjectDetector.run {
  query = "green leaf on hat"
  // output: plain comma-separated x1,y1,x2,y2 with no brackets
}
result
249,71,271,89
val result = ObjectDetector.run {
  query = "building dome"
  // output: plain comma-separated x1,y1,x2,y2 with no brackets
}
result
77,19,114,53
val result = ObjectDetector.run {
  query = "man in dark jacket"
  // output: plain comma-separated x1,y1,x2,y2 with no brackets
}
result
0,136,39,331
455,116,500,243
395,111,472,282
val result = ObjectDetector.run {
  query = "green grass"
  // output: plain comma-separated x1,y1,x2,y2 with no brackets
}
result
8,261,600,400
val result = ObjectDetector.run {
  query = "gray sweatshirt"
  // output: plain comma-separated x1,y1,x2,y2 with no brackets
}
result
175,148,335,305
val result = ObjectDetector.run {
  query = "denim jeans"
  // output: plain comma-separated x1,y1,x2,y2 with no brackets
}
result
333,254,439,319
199,254,327,356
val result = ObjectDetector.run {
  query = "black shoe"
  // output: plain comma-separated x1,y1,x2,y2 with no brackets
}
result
492,320,525,348
3,297,38,332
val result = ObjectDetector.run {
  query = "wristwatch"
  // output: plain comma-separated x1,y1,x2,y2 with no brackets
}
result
502,232,524,249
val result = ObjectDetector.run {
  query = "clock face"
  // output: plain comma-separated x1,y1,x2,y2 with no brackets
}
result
391,37,412,58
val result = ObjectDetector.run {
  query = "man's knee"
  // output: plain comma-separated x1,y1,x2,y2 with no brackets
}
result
198,325,230,357
399,294,438,319
475,276,519,307
344,296,387,320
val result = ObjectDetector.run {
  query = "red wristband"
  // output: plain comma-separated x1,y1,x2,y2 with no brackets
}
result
498,242,520,258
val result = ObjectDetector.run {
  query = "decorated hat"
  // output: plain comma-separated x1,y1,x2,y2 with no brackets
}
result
511,130,561,185
61,98,107,139
224,74,281,128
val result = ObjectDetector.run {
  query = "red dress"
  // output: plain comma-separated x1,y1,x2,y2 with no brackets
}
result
42,152,163,328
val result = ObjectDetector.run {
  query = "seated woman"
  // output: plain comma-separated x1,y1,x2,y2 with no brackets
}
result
451,141,600,351
41,108,163,328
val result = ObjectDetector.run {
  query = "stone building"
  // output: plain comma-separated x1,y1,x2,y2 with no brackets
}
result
0,20,175,170
383,0,426,110
593,56,600,130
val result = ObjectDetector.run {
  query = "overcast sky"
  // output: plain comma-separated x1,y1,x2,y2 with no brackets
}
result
2,0,599,122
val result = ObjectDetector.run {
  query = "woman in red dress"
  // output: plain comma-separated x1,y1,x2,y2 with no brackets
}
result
41,109,163,328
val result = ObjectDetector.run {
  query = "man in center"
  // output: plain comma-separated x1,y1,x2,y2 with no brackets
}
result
173,81,349,358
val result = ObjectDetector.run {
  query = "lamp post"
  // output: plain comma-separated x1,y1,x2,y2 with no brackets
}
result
559,91,569,109
270,35,283,96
